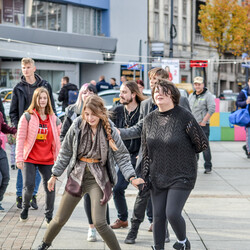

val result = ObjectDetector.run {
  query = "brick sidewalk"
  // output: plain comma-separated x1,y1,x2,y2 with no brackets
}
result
0,171,65,250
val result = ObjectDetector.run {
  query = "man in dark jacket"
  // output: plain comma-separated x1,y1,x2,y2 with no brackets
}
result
110,81,145,230
10,57,56,211
58,76,78,111
96,75,112,92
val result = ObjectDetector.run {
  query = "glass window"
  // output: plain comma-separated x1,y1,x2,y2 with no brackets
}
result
164,14,169,42
164,0,169,11
154,12,159,40
26,0,66,32
0,69,22,88
1,0,25,26
72,6,102,36
154,0,159,9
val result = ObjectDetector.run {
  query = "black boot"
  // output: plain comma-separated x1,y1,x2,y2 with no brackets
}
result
124,222,140,244
36,242,51,250
173,238,191,250
20,208,29,221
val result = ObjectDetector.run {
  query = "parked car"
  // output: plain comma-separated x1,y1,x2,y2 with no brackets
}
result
0,88,12,101
2,91,12,102
219,90,239,101
98,87,189,109
2,91,64,120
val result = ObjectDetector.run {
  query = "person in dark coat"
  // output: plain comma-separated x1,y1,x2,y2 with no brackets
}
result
141,80,208,250
96,75,113,92
58,76,78,111
236,78,250,158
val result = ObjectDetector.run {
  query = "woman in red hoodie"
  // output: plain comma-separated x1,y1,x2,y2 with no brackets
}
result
0,111,17,211
16,87,61,223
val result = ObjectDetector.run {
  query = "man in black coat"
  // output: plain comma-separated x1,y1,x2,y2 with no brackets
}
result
58,76,78,111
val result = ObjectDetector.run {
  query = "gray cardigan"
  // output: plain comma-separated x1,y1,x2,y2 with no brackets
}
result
52,116,136,186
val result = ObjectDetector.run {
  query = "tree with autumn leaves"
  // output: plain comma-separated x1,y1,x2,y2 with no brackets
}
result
198,0,249,95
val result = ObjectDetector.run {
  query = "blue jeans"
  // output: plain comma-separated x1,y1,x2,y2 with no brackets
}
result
113,169,130,221
16,167,41,197
0,148,10,202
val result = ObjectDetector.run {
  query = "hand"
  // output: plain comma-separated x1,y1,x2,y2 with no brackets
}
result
246,97,250,104
130,177,145,189
47,177,56,192
16,162,24,170
199,121,206,127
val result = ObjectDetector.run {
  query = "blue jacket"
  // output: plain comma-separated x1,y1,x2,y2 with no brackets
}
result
96,80,113,92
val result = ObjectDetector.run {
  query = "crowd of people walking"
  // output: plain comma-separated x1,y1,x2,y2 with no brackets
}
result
4,56,250,250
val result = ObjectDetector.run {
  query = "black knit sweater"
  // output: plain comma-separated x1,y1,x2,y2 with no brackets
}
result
141,105,208,190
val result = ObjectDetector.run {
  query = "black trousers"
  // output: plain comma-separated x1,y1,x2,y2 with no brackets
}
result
197,124,212,169
130,188,153,225
150,187,191,249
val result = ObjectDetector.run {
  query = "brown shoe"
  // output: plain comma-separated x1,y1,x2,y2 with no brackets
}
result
148,223,153,232
110,219,128,229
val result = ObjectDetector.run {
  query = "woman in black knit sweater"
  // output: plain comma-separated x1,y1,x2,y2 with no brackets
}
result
141,80,208,250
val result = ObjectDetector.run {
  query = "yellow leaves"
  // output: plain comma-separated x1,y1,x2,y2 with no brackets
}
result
198,0,249,56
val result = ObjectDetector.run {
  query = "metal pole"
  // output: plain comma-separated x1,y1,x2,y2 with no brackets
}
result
139,39,142,80
169,0,174,58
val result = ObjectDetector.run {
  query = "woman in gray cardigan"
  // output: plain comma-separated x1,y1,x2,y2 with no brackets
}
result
37,95,144,250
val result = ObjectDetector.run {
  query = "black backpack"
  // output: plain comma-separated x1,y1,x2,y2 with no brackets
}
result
68,90,79,105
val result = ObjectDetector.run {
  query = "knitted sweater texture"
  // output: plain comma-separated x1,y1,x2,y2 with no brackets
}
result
141,105,208,190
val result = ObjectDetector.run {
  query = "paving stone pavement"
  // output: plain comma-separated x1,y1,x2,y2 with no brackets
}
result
0,141,250,249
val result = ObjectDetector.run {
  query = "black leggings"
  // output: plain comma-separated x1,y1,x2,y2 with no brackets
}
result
84,193,110,225
150,187,191,249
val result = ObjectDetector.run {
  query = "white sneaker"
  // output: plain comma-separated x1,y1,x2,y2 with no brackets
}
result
87,228,97,242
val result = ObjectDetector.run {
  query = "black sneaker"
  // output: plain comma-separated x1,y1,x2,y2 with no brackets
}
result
16,196,22,209
37,242,51,250
243,145,248,156
173,238,191,250
204,168,212,174
30,195,38,210
20,208,29,221
46,217,52,225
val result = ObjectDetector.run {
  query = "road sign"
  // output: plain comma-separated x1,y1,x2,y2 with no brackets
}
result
190,60,208,67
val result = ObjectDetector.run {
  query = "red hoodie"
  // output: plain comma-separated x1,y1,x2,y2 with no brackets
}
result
25,110,54,165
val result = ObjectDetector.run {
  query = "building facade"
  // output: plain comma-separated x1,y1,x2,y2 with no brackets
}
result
148,0,246,95
0,0,148,92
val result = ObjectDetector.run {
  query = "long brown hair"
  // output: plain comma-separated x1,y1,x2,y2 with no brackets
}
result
26,87,54,115
122,81,146,103
82,95,118,151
